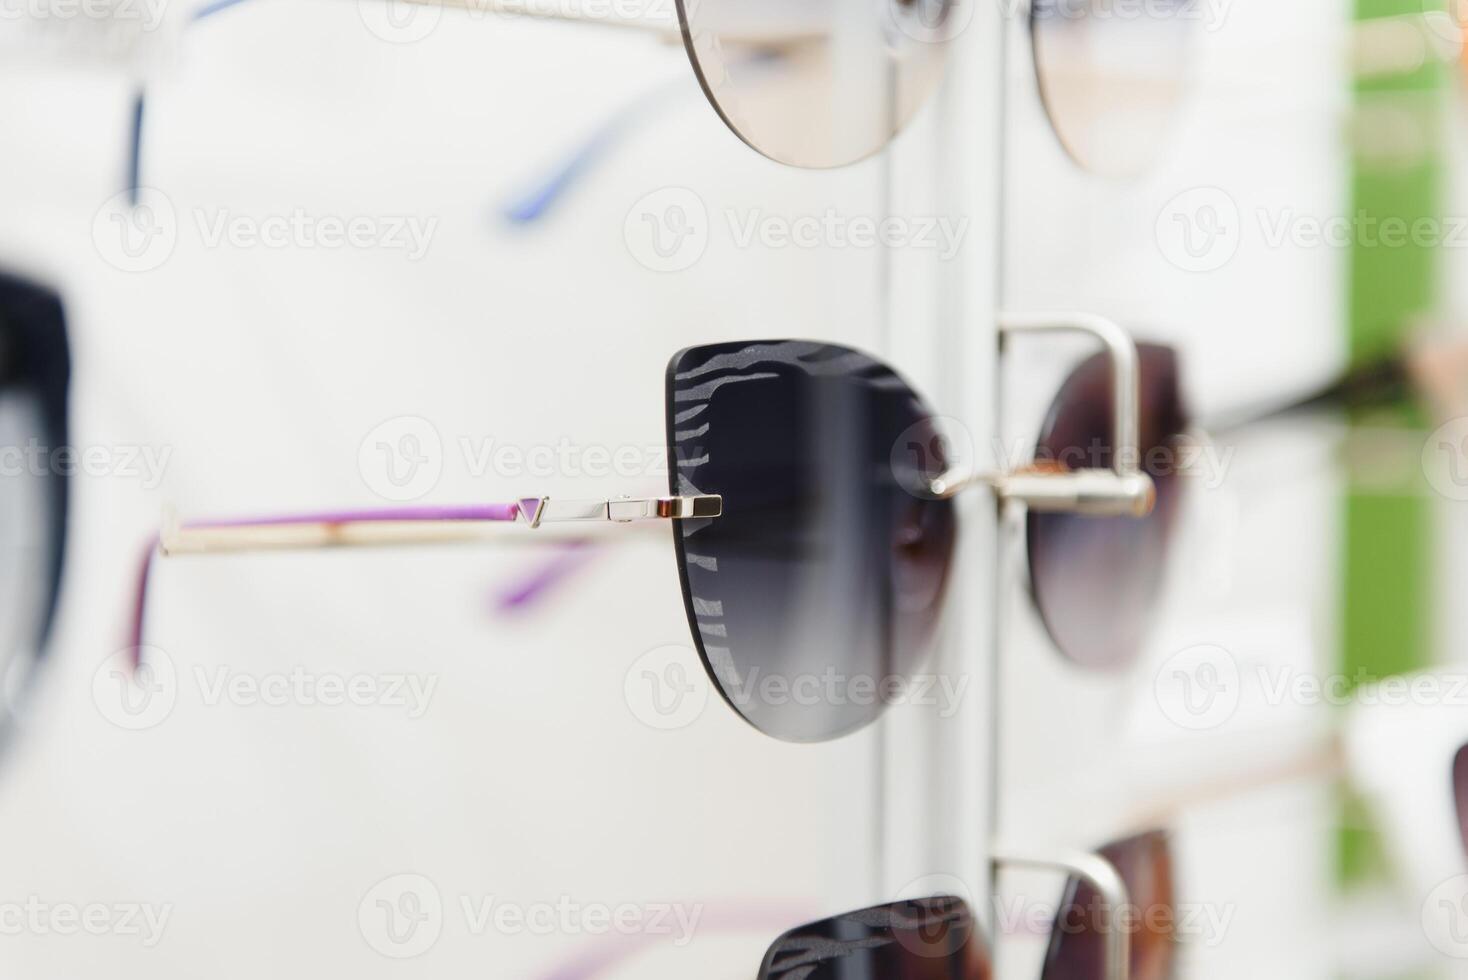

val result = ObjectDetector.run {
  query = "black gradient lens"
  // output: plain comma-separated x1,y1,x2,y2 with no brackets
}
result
1026,344,1187,669
759,897,990,980
0,272,70,730
1042,830,1176,980
666,340,957,742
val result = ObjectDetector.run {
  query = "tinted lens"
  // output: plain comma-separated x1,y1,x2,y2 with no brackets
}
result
1455,743,1468,859
1042,831,1176,980
759,897,990,979
0,274,69,722
676,0,956,168
1026,344,1187,669
1031,0,1194,176
667,340,957,742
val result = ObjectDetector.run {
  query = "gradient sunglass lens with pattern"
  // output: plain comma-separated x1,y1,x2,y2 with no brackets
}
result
759,897,990,979
667,340,958,742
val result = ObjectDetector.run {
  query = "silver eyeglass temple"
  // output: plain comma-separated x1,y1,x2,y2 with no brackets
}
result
992,843,1132,980
932,312,1156,518
518,495,722,528
157,495,721,556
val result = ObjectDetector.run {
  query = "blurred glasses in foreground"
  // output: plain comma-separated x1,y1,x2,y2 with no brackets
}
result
0,273,71,743
136,314,1173,743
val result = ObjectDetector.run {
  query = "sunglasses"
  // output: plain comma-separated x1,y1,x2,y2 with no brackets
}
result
525,836,1166,979
137,316,1183,742
0,271,71,746
123,0,964,206
494,0,1202,225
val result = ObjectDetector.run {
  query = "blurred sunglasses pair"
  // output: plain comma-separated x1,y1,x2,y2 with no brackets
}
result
127,0,1202,215
503,0,1201,221
126,0,958,201
537,829,1176,980
0,272,70,749
137,314,1192,742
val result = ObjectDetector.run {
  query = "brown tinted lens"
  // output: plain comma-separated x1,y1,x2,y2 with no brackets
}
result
1042,831,1176,980
1031,0,1194,176
759,897,990,979
1026,344,1187,669
1455,743,1468,858
675,0,956,167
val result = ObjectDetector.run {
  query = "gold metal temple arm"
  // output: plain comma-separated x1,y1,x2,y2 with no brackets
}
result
158,494,721,557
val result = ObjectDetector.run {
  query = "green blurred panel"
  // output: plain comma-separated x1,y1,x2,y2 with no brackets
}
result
1350,0,1446,363
1340,0,1446,887
1342,491,1430,685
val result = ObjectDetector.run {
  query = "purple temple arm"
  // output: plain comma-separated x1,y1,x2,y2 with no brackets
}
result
129,502,525,670
129,541,158,670
493,539,600,613
185,503,523,527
